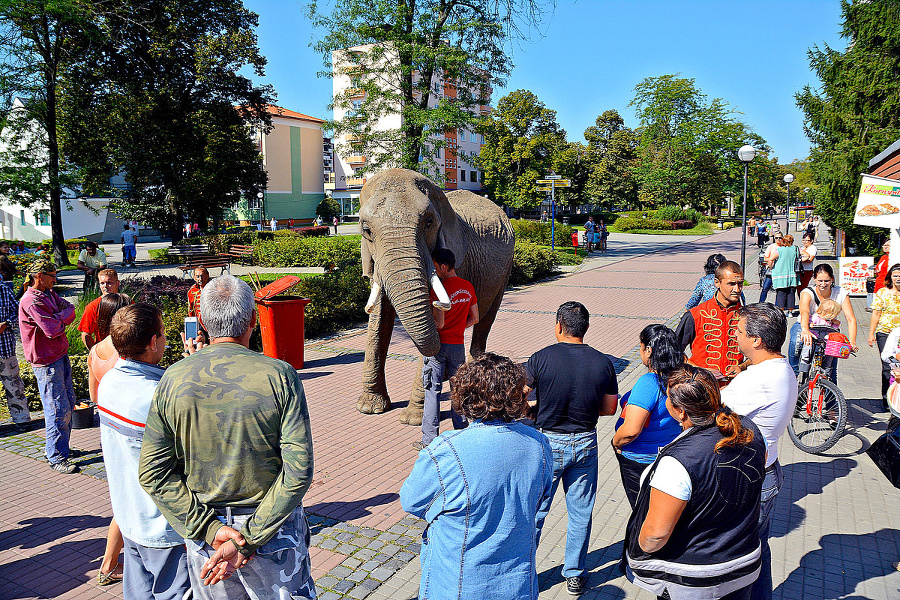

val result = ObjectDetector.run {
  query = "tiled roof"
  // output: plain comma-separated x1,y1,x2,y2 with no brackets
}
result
265,105,325,123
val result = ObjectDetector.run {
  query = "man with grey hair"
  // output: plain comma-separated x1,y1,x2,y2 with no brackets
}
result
139,275,316,599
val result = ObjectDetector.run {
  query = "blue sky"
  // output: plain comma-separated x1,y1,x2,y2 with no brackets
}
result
245,0,845,164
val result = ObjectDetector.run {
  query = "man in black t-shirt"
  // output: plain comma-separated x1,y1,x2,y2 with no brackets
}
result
525,301,618,596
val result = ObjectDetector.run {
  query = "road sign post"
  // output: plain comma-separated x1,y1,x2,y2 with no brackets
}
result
537,177,571,250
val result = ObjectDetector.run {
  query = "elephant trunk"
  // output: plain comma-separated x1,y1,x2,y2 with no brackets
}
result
378,235,441,357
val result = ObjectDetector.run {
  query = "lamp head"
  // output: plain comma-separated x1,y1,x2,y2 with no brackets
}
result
783,174,794,184
257,192,264,199
737,144,757,163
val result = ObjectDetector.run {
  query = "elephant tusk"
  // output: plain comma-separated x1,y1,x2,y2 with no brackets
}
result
430,273,451,311
364,280,381,314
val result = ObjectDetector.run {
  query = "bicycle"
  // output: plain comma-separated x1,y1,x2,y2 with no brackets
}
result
788,326,852,454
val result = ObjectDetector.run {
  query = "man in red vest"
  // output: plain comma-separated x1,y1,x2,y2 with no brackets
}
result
675,260,745,378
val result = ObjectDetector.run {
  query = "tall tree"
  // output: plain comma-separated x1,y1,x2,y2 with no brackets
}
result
583,110,637,210
796,0,900,254
309,0,551,181
62,0,273,240
474,89,565,211
629,74,763,211
0,0,102,264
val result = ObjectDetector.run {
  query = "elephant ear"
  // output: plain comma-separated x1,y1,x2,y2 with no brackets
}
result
417,177,469,268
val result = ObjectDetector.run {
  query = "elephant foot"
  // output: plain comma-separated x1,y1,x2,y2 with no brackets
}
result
358,391,391,414
399,405,423,426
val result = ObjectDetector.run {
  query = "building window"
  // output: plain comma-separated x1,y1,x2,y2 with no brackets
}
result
36,210,50,226
480,171,485,182
459,130,466,142
19,210,25,226
470,170,477,182
460,170,466,182
436,147,441,159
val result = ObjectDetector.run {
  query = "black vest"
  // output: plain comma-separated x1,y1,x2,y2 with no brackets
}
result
625,418,765,596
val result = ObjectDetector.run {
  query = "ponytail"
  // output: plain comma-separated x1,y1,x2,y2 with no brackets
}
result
714,406,754,453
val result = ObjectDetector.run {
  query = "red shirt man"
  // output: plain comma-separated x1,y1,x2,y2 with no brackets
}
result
187,268,211,340
78,269,119,350
416,249,479,449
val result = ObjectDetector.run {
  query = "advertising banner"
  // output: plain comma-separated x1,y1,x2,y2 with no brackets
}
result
853,174,900,228
839,257,874,296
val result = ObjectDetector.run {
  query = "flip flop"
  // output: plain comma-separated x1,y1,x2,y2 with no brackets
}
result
97,564,123,586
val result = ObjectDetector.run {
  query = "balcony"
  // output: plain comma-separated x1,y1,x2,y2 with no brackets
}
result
324,173,336,184
347,177,367,188
347,88,366,99
344,134,362,142
347,156,366,166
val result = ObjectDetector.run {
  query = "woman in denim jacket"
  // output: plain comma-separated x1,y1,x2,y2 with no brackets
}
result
401,353,554,600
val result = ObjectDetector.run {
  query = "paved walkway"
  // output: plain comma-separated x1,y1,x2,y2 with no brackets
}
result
2,224,900,599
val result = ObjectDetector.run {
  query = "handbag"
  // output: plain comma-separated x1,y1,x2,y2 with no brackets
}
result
793,246,804,279
866,427,900,488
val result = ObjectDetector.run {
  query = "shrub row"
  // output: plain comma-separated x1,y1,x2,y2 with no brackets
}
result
254,235,361,268
614,217,676,231
509,241,561,286
511,219,574,247
655,205,703,224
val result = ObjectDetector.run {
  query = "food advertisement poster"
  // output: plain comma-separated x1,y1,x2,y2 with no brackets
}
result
839,257,874,296
853,174,900,227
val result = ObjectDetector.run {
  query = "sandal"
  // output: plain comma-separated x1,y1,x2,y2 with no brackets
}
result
96,564,123,586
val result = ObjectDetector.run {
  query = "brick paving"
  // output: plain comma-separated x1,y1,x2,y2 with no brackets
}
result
3,225,900,598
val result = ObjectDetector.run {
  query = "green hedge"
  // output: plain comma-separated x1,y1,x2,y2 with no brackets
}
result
614,217,676,231
511,219,574,247
254,236,361,268
655,205,703,223
510,241,561,286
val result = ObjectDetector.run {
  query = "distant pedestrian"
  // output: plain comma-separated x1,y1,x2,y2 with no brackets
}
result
771,234,799,314
19,259,78,474
625,366,765,600
599,219,609,252
77,241,108,293
139,275,316,599
583,217,596,253
121,224,137,267
332,215,339,235
611,325,684,507
288,217,294,228
401,353,553,600
759,234,783,303
798,233,817,293
192,222,199,236
748,216,757,241
527,301,619,596
270,216,277,231
721,303,797,600
100,303,191,598
756,221,767,247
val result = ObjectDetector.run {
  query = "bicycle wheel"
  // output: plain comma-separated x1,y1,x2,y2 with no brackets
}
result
788,377,847,454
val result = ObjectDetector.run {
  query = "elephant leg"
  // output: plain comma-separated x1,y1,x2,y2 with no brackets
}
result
358,296,396,414
400,356,425,426
468,288,505,361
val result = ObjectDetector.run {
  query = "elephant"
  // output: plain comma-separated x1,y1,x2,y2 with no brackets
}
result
356,168,515,425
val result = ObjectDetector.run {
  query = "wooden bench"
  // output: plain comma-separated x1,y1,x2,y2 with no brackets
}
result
169,244,231,277
228,244,254,266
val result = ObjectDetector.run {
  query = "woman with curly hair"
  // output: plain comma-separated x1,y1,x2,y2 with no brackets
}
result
400,352,553,600
625,366,765,600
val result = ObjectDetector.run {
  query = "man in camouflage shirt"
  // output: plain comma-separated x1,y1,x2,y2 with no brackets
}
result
139,275,316,599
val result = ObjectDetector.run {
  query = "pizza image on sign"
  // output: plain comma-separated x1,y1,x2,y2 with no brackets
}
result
854,174,900,227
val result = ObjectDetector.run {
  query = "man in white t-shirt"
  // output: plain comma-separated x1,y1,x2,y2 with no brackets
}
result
721,303,798,600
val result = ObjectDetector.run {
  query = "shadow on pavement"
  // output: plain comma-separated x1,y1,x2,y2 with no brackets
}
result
774,529,900,599
0,514,110,553
306,492,400,523
773,458,857,540
0,540,104,599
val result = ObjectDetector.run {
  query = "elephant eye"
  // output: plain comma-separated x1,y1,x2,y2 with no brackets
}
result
425,217,435,229
361,222,373,240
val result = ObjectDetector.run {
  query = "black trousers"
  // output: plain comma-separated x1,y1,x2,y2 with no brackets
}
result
876,331,891,402
775,287,796,310
615,452,646,509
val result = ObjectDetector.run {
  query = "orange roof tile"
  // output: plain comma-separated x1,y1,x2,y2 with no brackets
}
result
265,105,325,123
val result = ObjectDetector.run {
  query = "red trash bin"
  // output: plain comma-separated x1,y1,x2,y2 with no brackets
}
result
571,231,579,247
255,276,311,369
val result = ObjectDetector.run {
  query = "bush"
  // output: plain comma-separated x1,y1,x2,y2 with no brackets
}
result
672,219,695,230
510,219,574,247
614,217,676,231
254,235,361,268
655,206,704,224
315,197,342,221
294,262,369,337
276,226,330,238
509,241,561,286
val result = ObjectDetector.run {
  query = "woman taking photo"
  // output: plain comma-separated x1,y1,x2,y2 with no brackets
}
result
869,263,900,409
770,234,799,314
612,325,684,507
625,366,765,600
788,264,858,382
400,353,553,600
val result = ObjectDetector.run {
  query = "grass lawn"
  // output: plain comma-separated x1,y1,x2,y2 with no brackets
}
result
610,221,715,235
552,247,586,265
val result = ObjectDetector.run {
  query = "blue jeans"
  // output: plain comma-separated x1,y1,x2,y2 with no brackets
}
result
535,430,598,578
750,461,783,600
123,245,136,262
788,321,837,382
759,276,773,303
421,343,467,445
32,356,77,464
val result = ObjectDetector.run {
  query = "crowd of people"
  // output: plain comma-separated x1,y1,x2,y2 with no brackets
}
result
6,214,897,600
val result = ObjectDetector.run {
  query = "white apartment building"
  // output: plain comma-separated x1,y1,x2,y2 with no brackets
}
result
330,43,490,218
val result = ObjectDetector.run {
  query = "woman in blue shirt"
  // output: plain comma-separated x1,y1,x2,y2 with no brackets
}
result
611,324,684,507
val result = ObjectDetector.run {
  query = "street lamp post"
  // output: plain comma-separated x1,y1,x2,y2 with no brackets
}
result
737,144,758,269
802,187,810,228
783,174,794,233
257,191,264,227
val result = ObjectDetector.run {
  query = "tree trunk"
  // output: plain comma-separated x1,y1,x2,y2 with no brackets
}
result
45,80,69,266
